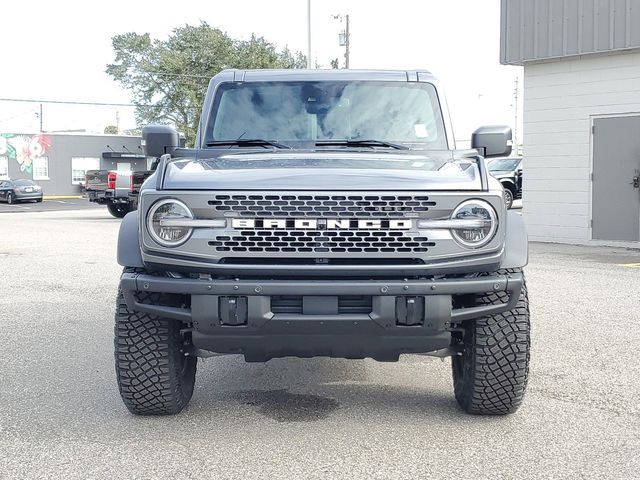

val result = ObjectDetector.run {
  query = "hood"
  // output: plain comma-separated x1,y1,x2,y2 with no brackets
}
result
161,151,483,191
489,170,515,179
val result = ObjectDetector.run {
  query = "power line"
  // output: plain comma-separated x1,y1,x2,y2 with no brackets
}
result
0,98,147,107
135,70,212,79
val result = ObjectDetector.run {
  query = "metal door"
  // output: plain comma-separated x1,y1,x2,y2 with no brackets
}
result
592,116,640,241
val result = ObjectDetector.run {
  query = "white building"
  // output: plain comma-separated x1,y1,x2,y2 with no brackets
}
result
501,0,640,246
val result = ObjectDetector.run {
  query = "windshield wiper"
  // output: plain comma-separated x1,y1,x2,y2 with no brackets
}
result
206,139,291,149
315,139,410,150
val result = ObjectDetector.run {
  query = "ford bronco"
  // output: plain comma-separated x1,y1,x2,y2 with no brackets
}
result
114,69,530,416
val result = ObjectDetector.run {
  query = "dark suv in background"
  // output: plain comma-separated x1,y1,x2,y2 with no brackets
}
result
488,157,522,209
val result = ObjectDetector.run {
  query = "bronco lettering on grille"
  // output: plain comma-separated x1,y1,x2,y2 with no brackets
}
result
231,219,412,230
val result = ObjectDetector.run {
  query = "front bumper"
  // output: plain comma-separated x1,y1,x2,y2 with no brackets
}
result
119,271,523,361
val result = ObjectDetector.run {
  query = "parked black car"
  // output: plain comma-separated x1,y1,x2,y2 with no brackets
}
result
488,157,522,209
0,179,43,204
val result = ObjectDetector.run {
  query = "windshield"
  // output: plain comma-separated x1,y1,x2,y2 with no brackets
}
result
14,180,36,186
488,158,521,171
206,81,447,149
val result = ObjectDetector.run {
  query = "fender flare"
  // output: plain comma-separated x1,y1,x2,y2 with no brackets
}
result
117,210,144,268
499,179,517,193
499,210,528,269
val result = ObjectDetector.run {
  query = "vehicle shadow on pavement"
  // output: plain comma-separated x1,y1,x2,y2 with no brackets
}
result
190,356,460,421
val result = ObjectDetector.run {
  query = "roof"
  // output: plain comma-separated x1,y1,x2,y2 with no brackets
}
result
220,69,438,83
500,0,640,66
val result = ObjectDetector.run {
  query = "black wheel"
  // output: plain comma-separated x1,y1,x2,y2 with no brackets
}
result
452,269,530,415
36,198,43,203
503,187,514,209
107,202,130,218
114,277,196,415
7,192,14,204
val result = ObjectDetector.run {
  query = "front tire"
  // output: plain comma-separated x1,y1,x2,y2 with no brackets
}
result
452,269,530,415
114,287,197,415
107,201,130,218
502,187,514,209
7,192,14,204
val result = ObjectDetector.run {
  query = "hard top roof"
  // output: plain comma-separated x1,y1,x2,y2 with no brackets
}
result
218,68,437,83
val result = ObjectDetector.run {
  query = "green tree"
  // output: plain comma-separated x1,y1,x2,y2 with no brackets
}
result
104,125,118,134
106,23,306,146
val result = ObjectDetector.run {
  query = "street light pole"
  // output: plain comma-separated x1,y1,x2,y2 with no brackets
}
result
334,14,351,69
307,0,312,68
344,14,350,69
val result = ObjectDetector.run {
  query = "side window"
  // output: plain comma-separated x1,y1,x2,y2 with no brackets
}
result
32,156,49,180
71,157,100,185
0,156,8,179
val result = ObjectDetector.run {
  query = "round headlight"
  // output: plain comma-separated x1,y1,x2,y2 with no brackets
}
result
450,200,498,248
147,199,193,247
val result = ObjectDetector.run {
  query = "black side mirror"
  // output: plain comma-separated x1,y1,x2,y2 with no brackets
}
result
142,125,180,158
471,125,513,158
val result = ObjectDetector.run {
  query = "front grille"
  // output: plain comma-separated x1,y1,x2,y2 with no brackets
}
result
209,230,435,254
208,194,436,217
271,295,372,314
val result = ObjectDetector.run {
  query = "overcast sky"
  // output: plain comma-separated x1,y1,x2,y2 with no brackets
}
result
0,0,522,145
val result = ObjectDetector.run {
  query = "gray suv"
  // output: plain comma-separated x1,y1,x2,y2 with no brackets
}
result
115,69,530,416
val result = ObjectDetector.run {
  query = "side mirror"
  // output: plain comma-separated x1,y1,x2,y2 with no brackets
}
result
471,125,513,158
141,125,180,158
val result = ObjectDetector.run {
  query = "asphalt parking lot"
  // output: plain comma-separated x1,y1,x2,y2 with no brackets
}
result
0,198,101,213
1,209,639,479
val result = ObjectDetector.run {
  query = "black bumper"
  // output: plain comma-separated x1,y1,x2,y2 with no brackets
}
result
119,272,523,361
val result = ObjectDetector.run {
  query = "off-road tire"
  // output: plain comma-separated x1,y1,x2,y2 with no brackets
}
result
107,202,130,218
114,273,196,415
452,268,530,415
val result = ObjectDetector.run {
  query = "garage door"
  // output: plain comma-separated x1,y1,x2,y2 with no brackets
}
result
592,116,640,242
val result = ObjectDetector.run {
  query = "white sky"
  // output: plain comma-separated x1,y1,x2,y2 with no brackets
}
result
0,0,523,145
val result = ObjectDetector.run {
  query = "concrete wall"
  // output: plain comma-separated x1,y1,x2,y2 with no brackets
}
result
1,134,142,196
501,0,640,65
523,50,640,244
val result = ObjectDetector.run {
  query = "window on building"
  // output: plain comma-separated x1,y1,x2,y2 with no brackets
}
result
117,162,131,172
32,156,49,180
71,157,100,185
0,156,8,179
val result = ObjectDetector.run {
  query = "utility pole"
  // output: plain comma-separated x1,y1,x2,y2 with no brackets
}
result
513,77,519,155
344,14,350,69
39,103,43,132
335,14,351,69
307,0,312,68
116,110,120,134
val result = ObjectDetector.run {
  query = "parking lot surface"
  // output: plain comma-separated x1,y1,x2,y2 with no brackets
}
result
0,198,101,213
1,210,639,479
